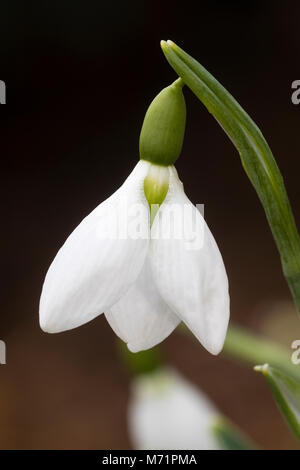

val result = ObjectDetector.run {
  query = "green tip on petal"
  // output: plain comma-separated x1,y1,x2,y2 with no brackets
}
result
139,78,186,166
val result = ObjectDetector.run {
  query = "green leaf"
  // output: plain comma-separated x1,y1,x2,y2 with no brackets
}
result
255,364,300,439
211,418,255,450
161,40,300,314
223,325,300,382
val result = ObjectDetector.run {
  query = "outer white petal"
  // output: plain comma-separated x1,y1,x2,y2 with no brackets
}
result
128,367,220,450
105,258,180,352
40,160,150,333
150,166,229,355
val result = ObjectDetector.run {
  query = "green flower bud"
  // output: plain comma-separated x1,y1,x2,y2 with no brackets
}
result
139,78,186,166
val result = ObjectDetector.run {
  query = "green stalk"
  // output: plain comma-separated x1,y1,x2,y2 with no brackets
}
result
223,325,300,381
117,340,163,376
161,40,300,314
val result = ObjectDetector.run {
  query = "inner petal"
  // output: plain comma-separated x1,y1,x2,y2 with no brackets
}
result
105,257,180,352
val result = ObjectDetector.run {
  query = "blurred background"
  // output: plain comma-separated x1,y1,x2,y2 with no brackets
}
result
1,0,300,449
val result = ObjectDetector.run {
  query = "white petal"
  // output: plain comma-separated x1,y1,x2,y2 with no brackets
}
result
150,166,229,355
128,367,220,450
40,160,150,333
105,258,180,352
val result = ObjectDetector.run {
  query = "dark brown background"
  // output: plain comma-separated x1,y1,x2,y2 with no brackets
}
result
1,0,300,449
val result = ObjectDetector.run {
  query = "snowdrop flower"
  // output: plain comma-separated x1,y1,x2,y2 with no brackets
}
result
128,367,220,450
40,79,229,354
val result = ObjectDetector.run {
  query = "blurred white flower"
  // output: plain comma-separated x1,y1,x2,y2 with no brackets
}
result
128,367,221,450
39,160,229,355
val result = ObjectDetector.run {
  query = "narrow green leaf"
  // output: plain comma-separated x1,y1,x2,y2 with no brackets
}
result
223,325,300,382
255,364,300,439
211,418,255,450
161,40,300,314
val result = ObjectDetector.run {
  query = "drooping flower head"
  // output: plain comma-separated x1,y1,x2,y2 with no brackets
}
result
40,78,229,354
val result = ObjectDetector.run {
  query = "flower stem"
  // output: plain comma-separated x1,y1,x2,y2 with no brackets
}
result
117,340,163,376
161,40,300,315
223,325,300,381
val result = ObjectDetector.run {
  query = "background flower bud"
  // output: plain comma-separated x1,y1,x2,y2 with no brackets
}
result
128,367,220,450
